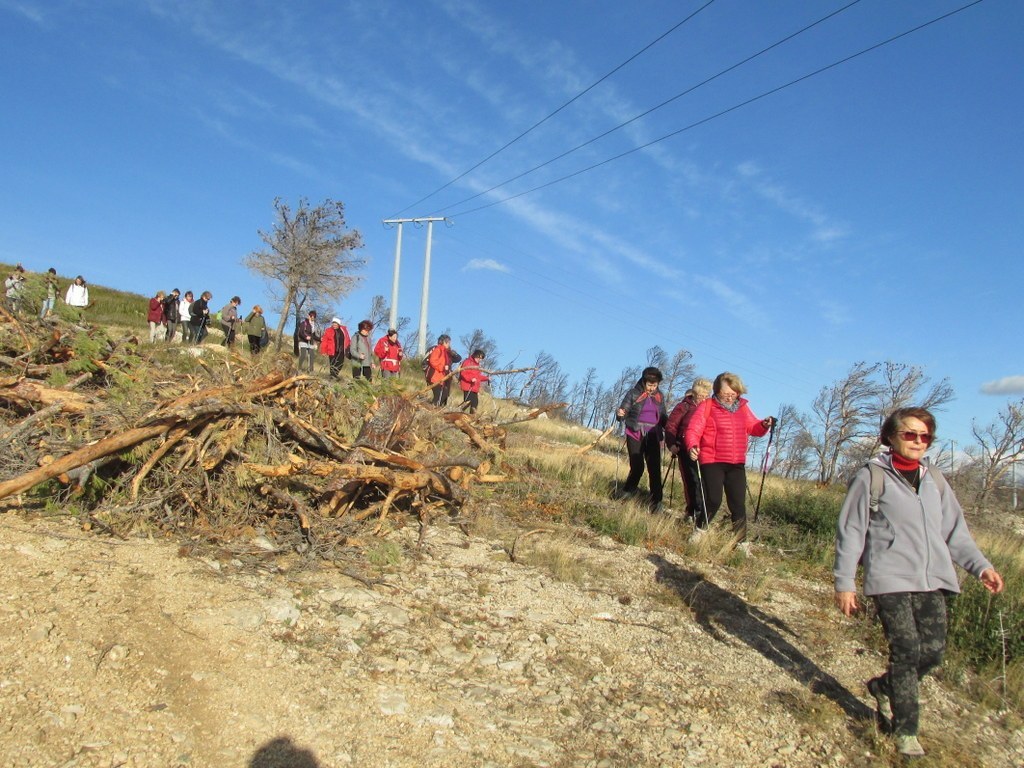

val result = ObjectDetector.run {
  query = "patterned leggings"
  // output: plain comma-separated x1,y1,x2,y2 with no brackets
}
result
872,591,947,736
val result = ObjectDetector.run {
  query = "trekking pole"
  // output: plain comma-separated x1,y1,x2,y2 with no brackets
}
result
694,453,710,529
752,418,777,523
668,453,677,507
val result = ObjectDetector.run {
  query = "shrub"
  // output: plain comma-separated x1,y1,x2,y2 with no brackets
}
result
757,485,844,538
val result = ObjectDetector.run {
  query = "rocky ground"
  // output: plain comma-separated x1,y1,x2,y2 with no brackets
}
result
1,509,1020,768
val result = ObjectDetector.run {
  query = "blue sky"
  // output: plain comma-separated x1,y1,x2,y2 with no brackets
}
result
1,0,1021,449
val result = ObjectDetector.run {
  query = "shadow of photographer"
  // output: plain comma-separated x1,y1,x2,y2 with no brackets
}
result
249,736,322,768
648,553,872,724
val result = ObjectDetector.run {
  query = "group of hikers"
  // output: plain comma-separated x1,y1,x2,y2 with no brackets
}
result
146,289,268,352
292,311,489,413
614,366,1005,758
4,264,89,319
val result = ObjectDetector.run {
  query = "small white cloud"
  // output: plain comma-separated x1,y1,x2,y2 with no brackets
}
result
980,376,1024,395
464,258,510,273
0,1,45,24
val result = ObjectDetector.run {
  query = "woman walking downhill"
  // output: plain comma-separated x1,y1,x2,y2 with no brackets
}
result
615,367,668,513
664,377,712,524
684,372,773,543
834,407,1003,758
65,275,89,319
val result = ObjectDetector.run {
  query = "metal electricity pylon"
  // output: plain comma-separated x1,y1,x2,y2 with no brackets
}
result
382,216,447,356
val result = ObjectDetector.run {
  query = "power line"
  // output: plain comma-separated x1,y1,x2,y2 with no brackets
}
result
430,0,864,216
445,0,986,219
388,0,718,218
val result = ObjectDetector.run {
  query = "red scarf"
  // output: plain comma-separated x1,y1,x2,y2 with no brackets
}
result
890,452,920,471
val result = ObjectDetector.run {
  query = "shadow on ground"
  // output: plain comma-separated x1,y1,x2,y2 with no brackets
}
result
648,553,873,724
250,736,321,768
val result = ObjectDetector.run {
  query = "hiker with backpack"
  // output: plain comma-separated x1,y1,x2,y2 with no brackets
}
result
426,334,459,406
684,372,773,542
664,377,712,524
615,367,668,513
243,305,267,355
833,406,1003,759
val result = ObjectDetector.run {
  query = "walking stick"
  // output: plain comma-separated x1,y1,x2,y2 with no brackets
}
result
662,453,678,507
752,418,776,523
694,455,710,529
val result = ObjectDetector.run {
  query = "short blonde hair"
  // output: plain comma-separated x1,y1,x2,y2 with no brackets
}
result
714,372,747,396
692,377,712,398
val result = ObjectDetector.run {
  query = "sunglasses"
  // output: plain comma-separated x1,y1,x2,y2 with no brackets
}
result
897,431,932,444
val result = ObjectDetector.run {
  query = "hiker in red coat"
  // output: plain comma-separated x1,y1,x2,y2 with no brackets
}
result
319,317,350,379
458,350,490,414
684,372,774,541
427,334,456,406
374,329,404,379
664,377,712,523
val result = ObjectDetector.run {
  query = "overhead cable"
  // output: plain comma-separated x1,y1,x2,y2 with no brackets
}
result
388,0,718,218
430,0,864,216
445,0,986,219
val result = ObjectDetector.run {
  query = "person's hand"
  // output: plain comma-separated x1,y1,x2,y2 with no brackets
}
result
980,568,1005,594
762,416,776,429
669,444,680,456
617,408,626,418
689,447,699,460
835,591,858,616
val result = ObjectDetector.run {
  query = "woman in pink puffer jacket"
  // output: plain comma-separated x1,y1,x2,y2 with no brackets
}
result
685,372,773,541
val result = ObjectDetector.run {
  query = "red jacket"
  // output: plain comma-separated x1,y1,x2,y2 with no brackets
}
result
427,344,451,385
319,324,350,358
684,397,768,465
374,336,403,372
459,357,489,392
664,395,700,450
147,297,165,323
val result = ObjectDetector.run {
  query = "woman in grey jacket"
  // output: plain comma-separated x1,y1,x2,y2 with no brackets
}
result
834,407,1003,758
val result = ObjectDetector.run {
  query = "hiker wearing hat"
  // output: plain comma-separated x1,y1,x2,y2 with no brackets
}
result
374,328,403,379
615,367,668,513
834,406,1004,759
684,372,773,542
320,317,350,378
351,320,374,380
297,310,321,373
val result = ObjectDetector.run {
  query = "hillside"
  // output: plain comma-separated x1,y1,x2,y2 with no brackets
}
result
0,295,1021,767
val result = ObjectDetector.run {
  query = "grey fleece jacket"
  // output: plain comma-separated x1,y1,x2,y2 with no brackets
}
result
834,454,992,596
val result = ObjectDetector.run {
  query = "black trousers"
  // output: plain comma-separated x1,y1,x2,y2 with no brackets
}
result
461,390,479,413
697,462,747,538
622,431,662,505
679,451,705,522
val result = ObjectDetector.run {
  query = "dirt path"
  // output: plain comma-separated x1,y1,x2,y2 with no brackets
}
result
0,515,1019,767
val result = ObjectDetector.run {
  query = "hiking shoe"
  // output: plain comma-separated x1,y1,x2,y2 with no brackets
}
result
895,734,925,757
688,528,707,543
867,677,893,724
735,541,752,555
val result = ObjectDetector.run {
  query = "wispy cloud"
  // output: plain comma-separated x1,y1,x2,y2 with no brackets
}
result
693,275,769,328
0,0,45,24
464,258,510,273
980,376,1024,395
737,161,848,244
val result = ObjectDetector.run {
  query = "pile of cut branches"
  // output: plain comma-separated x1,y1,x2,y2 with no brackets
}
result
0,316,517,560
